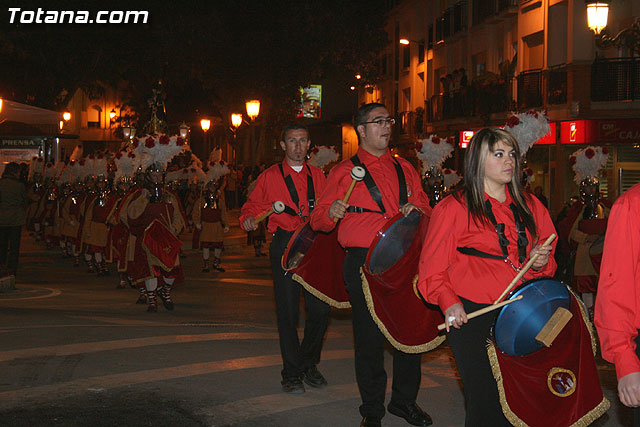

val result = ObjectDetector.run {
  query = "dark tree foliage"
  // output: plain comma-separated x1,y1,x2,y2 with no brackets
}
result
0,0,388,129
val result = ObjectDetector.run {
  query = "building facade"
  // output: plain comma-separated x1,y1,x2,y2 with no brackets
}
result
360,0,640,214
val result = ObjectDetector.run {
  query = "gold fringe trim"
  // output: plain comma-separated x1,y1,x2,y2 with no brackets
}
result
487,342,529,427
487,341,610,427
360,268,445,354
293,273,351,309
567,287,598,355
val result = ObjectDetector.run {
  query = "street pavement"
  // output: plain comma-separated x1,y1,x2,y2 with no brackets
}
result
0,211,631,426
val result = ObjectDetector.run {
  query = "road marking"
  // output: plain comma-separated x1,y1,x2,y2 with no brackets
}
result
0,332,280,362
190,277,274,287
0,349,356,409
0,330,345,362
199,376,440,425
0,285,61,301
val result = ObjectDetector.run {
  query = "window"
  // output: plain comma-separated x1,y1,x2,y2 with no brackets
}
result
88,105,101,128
418,42,425,64
402,44,410,69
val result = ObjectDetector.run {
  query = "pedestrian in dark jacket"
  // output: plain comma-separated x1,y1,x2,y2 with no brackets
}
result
0,162,28,276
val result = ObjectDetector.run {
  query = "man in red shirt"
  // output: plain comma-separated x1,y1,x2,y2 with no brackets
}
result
595,182,640,424
311,103,433,427
239,124,330,394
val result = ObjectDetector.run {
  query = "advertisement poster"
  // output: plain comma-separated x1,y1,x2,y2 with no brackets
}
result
297,85,322,118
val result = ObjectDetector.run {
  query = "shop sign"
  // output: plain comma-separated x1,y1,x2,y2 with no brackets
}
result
459,130,474,148
560,120,588,144
561,119,640,144
0,138,39,147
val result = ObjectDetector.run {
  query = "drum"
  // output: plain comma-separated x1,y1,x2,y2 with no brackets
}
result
142,219,183,271
493,278,571,356
362,210,444,353
282,221,349,308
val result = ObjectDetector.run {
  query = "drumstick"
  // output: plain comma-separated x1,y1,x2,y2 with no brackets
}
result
437,295,523,331
255,201,285,224
494,233,557,304
333,166,366,223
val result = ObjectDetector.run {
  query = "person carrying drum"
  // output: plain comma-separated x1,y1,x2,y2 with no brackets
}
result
239,123,330,394
595,181,640,425
417,128,556,426
311,103,433,427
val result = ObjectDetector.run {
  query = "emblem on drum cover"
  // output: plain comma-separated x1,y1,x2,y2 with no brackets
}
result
547,367,577,397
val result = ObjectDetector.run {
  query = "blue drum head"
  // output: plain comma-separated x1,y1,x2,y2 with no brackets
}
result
494,278,571,356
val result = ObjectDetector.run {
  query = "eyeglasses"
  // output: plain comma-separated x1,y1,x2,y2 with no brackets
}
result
361,118,396,127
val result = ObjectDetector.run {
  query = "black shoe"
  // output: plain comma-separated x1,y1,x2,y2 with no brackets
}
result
202,267,210,272
136,294,147,304
281,377,305,394
158,291,174,311
360,416,381,427
212,265,225,272
387,402,432,426
303,365,327,388
146,304,158,312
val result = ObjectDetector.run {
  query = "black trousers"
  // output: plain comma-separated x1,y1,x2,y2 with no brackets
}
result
343,247,422,418
270,228,330,380
446,297,511,427
0,225,22,275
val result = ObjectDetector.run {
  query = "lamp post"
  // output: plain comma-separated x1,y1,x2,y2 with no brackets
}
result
200,118,211,158
179,122,189,140
585,0,640,56
245,100,260,166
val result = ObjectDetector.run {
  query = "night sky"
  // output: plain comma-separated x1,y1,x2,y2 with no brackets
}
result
0,0,389,126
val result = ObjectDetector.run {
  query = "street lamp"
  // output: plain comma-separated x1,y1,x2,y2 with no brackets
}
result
586,0,640,56
109,108,117,121
399,38,410,45
179,122,189,139
122,126,131,139
586,0,610,34
201,118,211,155
231,113,243,128
245,100,260,121
63,112,71,121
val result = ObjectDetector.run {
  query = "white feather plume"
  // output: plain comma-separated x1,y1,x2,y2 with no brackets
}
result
205,161,230,183
308,146,339,169
114,151,137,180
209,147,222,163
415,135,454,173
442,168,462,189
570,146,609,184
504,111,550,156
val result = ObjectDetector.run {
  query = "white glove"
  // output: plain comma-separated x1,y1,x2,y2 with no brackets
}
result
223,226,230,233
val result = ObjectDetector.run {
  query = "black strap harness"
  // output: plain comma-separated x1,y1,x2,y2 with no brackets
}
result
457,199,529,265
346,154,407,215
278,164,315,219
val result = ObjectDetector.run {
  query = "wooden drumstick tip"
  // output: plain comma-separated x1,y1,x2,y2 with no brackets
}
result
334,168,365,223
350,166,366,181
272,201,285,214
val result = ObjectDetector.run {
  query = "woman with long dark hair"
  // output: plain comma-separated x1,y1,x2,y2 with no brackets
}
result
417,128,557,426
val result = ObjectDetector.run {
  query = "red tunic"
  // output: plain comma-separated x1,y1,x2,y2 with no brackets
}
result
127,194,183,284
595,182,640,379
311,148,430,248
239,160,326,233
417,189,557,313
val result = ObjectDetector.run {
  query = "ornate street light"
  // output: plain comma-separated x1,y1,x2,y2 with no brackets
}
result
586,0,640,56
231,113,243,128
200,119,211,132
586,0,610,35
179,122,189,139
63,111,71,121
245,100,260,121
122,126,131,139
109,108,117,121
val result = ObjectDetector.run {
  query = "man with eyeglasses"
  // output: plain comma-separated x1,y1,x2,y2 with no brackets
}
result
311,103,433,427
240,123,330,394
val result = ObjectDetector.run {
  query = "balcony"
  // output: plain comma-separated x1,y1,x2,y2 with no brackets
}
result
517,70,544,109
472,0,518,26
591,57,640,102
547,65,567,105
434,1,467,44
427,78,511,122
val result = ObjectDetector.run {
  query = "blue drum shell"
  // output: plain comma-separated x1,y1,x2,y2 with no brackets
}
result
494,278,571,356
